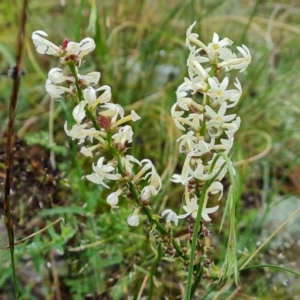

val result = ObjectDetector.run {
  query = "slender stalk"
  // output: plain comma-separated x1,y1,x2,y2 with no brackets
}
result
68,63,100,130
185,180,210,299
148,243,162,299
4,0,28,298
186,152,231,299
191,262,204,296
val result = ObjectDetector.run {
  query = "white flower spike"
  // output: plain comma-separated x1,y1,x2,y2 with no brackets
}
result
162,22,250,228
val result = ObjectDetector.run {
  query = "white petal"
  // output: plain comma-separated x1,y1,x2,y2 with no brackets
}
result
131,110,141,121
78,38,96,57
48,68,66,84
32,31,62,56
107,191,120,206
66,42,80,55
127,214,139,226
72,101,86,124
85,173,110,189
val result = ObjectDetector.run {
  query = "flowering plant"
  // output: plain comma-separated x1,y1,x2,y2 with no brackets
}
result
32,30,163,228
160,22,251,294
32,21,250,299
162,23,251,233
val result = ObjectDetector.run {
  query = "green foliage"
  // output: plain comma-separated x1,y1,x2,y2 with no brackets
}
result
24,130,68,156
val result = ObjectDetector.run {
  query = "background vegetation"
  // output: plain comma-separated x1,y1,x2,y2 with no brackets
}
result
1,0,300,299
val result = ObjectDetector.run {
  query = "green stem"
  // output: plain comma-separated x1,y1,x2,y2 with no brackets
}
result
186,179,210,299
68,63,100,130
219,152,239,284
191,262,204,296
148,243,162,299
186,152,230,299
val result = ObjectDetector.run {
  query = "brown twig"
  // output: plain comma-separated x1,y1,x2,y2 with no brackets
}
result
3,0,28,297
50,249,62,300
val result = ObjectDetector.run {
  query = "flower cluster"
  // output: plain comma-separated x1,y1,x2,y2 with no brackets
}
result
32,31,162,226
32,31,96,66
162,22,251,226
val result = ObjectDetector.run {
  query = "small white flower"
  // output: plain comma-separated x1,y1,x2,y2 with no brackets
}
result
218,47,237,63
188,47,210,65
207,33,233,60
79,72,101,86
177,196,220,222
32,31,63,56
205,102,236,127
182,196,199,218
45,78,72,100
128,158,162,199
175,78,205,112
177,131,196,153
77,38,96,58
188,139,211,157
112,125,133,144
134,159,156,183
122,155,142,175
80,144,101,157
31,31,95,62
149,171,162,193
208,77,236,105
188,57,209,82
224,116,241,139
140,185,157,201
235,45,251,72
207,181,224,200
171,156,193,185
202,205,219,222
161,209,179,226
186,22,208,52
99,103,124,123
171,104,202,131
60,38,96,64
220,137,234,154
127,208,140,226
186,21,198,50
218,45,251,73
48,68,67,84
72,101,86,124
171,103,186,131
65,41,80,55
107,188,122,207
86,157,121,189
115,110,141,127
176,89,193,111
64,122,104,144
227,78,242,108
186,113,203,131
188,162,216,181
83,87,97,107
94,85,112,105
85,173,110,188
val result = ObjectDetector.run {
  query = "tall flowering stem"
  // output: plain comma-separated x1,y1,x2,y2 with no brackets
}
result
161,22,251,298
31,31,188,265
